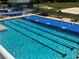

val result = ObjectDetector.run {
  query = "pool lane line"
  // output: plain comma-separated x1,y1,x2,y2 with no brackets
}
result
11,22,75,51
4,23,67,57
17,19,79,45
11,21,68,51
10,21,75,51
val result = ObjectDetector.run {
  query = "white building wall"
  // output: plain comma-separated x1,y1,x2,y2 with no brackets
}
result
8,0,30,3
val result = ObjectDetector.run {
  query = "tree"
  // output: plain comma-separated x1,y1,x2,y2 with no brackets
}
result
0,0,8,3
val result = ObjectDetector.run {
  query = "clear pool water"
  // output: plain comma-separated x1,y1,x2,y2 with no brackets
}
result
0,18,79,59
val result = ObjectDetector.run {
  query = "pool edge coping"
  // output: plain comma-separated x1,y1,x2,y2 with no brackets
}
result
0,44,15,59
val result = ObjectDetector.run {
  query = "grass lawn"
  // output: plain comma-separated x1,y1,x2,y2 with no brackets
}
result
37,2,79,19
39,2,79,10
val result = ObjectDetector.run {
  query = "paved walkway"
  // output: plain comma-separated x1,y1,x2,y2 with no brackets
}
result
0,45,15,59
0,13,33,21
62,7,79,14
0,25,7,31
0,13,79,25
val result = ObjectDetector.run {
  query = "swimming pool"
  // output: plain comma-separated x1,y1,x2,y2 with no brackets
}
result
0,18,79,59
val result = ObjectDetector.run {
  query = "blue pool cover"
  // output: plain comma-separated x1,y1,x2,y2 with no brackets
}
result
0,9,33,16
25,15,79,33
0,11,22,15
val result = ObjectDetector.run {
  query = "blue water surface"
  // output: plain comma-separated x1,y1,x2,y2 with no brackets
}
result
0,18,79,59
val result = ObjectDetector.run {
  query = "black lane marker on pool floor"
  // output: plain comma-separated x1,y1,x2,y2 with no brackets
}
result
11,22,75,50
4,23,67,57
16,20,79,45
11,21,74,51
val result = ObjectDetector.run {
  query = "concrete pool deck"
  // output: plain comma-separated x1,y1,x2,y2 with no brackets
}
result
0,13,79,25
0,13,34,21
0,25,7,31
0,45,15,59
